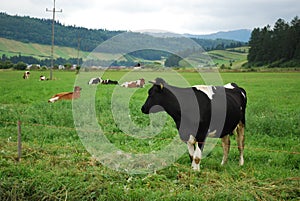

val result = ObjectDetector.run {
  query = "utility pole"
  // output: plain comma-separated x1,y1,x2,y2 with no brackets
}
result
76,35,81,74
77,35,81,67
46,0,62,80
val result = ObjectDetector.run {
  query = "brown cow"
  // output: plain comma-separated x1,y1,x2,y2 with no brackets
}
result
121,78,145,88
48,86,82,103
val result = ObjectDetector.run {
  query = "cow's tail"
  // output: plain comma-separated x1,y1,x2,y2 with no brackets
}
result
239,87,247,126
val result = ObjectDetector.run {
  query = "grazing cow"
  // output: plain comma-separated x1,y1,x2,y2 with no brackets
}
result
88,77,102,85
141,78,247,171
48,86,82,103
23,71,30,79
121,78,145,88
101,79,119,85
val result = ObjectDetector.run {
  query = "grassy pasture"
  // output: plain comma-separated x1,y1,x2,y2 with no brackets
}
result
0,70,299,200
208,49,248,68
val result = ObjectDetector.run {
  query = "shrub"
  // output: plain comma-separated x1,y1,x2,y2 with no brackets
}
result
13,61,27,70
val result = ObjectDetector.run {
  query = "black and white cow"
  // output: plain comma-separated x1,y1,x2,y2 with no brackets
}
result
88,77,102,85
141,78,247,171
40,75,46,81
23,71,30,79
88,77,119,85
101,79,119,85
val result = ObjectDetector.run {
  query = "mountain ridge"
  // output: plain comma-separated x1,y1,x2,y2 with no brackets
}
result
183,29,251,42
142,29,251,42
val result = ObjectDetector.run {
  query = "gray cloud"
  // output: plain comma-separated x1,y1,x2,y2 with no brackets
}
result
1,0,299,34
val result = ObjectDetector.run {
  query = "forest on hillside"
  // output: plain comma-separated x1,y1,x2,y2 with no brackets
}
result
247,16,300,67
0,13,246,68
0,13,123,52
0,13,244,53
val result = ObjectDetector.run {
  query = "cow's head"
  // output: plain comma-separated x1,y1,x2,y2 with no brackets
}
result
140,78,145,87
74,86,82,92
141,78,169,114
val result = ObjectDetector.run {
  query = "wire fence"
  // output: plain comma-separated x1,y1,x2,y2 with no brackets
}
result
1,120,300,162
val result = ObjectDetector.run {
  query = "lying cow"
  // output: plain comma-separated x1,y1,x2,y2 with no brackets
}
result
88,77,118,85
48,86,82,103
121,78,145,88
101,79,119,85
88,77,102,85
141,78,247,171
23,71,30,79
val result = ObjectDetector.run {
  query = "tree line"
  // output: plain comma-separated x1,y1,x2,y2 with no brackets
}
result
247,16,300,67
0,12,123,52
0,54,82,70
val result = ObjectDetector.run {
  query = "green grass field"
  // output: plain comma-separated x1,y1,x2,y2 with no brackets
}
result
208,48,248,69
0,70,299,200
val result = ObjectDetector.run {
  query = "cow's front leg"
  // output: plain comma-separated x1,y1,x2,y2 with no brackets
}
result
192,142,202,171
187,135,201,171
187,142,194,162
187,135,195,162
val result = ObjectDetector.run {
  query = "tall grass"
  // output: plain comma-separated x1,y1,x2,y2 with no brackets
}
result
0,70,299,200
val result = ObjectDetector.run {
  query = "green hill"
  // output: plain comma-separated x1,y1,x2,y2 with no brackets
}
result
208,47,249,68
0,37,122,61
0,13,246,54
0,12,123,52
0,13,247,67
0,37,249,68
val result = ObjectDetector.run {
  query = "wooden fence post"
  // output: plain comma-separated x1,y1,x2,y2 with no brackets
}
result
17,120,22,162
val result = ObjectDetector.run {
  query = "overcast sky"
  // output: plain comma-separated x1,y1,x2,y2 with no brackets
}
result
2,0,300,34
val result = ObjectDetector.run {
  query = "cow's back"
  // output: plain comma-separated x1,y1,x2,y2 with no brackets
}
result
193,83,247,139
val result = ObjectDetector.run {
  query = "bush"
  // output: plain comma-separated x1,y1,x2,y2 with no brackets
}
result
0,60,14,69
13,61,27,70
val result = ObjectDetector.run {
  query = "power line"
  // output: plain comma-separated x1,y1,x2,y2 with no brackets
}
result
46,0,62,80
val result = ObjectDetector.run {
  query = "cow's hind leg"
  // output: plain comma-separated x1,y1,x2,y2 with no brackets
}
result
236,121,245,166
221,135,230,165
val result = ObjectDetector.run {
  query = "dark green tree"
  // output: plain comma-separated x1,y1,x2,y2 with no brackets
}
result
248,16,300,67
165,54,182,67
14,61,27,70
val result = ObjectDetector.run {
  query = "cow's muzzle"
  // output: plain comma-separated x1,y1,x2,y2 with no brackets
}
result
141,105,149,114
141,105,164,114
